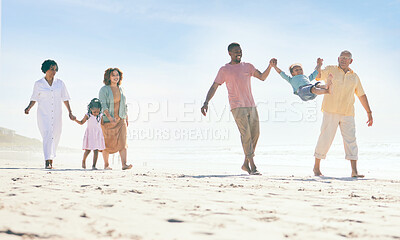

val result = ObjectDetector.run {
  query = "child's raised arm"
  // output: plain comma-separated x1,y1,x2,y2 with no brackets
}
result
271,58,282,74
315,58,323,73
75,114,89,125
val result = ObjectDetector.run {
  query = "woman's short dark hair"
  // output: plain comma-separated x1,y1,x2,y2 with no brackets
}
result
103,68,123,86
41,59,58,73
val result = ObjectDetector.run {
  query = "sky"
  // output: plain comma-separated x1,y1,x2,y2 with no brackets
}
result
1,0,399,149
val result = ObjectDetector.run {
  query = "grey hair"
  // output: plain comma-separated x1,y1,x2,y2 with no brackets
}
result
340,50,352,59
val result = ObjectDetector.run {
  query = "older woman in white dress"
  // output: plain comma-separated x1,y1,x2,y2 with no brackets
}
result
25,60,76,169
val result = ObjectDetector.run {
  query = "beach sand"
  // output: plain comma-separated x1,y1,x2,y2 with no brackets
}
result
1,155,400,240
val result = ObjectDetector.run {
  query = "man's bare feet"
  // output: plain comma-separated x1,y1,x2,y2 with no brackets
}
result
92,166,98,170
250,169,262,175
241,164,251,174
122,164,132,170
352,172,365,178
82,161,86,169
104,166,112,170
313,168,323,176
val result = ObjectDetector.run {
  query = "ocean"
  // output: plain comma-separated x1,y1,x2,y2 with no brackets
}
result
2,142,399,180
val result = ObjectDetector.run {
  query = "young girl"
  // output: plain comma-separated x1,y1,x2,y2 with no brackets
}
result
75,98,105,169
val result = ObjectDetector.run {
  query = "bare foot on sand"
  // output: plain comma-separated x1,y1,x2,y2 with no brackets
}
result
241,164,251,174
250,169,262,175
82,161,86,169
313,168,323,176
92,166,98,170
104,166,112,170
352,172,365,178
122,164,132,170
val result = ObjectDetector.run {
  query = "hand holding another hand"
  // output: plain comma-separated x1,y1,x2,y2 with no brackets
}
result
270,58,277,67
317,58,323,67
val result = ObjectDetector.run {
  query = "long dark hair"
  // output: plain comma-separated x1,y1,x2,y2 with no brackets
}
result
87,98,102,122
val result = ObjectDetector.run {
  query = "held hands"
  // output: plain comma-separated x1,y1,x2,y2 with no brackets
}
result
317,58,323,67
103,110,116,123
69,112,76,121
270,58,277,68
201,102,208,116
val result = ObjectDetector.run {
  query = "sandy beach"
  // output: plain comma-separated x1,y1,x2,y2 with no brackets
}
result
1,150,400,240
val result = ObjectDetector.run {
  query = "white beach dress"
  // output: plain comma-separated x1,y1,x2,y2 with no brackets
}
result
30,78,70,160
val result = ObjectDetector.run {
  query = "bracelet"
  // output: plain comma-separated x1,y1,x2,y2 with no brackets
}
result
367,111,372,113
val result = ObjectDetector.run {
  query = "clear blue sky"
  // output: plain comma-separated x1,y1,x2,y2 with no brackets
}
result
1,0,399,148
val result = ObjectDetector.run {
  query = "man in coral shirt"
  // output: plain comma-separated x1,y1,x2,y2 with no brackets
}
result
201,42,274,175
314,50,373,178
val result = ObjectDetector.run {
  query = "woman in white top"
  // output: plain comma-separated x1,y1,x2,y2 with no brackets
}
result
24,60,76,169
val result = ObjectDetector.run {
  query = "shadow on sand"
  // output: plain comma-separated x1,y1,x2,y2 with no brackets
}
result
182,174,250,179
0,167,99,172
276,176,372,182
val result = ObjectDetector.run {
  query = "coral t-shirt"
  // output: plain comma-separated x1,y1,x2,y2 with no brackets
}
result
214,62,256,110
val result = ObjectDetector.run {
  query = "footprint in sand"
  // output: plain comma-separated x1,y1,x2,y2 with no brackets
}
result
257,216,279,222
167,219,184,223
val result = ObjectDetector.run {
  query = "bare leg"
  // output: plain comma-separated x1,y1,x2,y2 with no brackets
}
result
311,86,330,95
241,157,251,174
82,150,91,169
92,150,98,170
102,151,112,170
313,158,323,176
248,156,256,172
313,74,333,94
350,160,364,178
120,148,132,170
248,156,261,175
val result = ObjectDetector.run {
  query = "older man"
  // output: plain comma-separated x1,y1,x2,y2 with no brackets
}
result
201,42,273,175
314,50,373,177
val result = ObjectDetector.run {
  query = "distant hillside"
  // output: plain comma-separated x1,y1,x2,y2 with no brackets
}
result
0,127,42,150
0,127,78,151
